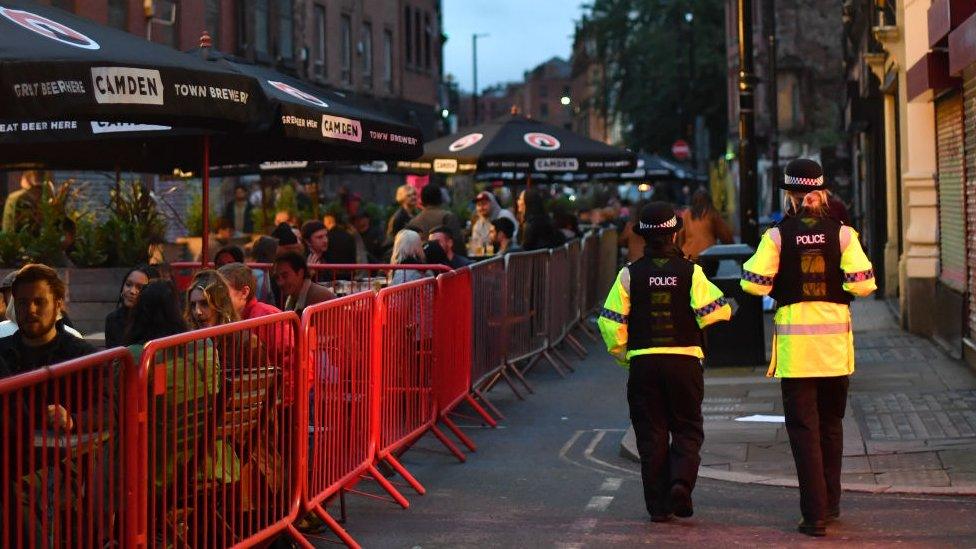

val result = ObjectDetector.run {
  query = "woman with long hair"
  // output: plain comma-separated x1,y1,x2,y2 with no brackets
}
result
185,270,239,329
105,264,159,348
123,280,185,348
517,189,563,251
389,229,429,285
740,159,876,537
676,189,733,276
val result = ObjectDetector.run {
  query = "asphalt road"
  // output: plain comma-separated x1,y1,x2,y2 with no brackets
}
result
309,335,976,548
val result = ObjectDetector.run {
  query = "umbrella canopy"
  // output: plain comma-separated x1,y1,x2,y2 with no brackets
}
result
397,113,636,175
0,0,264,128
0,46,424,171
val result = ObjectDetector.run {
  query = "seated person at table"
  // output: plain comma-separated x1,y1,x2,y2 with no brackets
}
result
390,230,430,285
0,264,95,378
428,226,473,269
490,217,523,256
274,251,335,315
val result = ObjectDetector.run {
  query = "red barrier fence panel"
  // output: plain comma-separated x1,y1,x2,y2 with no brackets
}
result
433,268,496,450
547,246,569,346
469,257,508,387
580,232,601,316
596,229,619,307
299,292,395,548
433,269,473,418
565,239,582,330
372,277,466,496
505,250,550,365
0,348,140,549
138,312,303,548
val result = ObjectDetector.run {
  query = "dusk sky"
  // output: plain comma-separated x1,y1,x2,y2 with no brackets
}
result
442,0,587,92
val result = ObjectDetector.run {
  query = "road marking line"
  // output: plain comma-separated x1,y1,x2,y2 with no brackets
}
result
583,430,641,476
555,543,583,549
585,495,614,512
600,477,623,492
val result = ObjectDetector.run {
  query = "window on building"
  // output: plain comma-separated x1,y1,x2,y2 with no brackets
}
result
153,0,179,47
255,0,269,55
539,84,548,98
413,9,421,71
404,6,413,66
540,103,549,118
423,12,432,70
383,29,394,92
237,0,249,54
362,22,373,87
777,72,802,130
204,0,219,45
313,5,326,78
277,0,293,60
341,13,352,84
108,0,127,30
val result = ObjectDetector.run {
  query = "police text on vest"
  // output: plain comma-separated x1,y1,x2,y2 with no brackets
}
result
648,276,678,286
796,234,826,245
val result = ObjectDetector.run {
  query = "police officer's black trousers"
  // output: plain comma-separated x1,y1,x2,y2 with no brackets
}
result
627,354,704,515
781,375,850,522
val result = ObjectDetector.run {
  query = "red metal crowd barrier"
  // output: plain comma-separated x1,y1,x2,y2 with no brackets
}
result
136,312,303,548
298,292,403,549
540,246,576,377
468,257,512,410
0,348,139,549
433,268,497,450
371,278,461,498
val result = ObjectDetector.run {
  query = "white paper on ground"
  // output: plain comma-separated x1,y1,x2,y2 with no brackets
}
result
734,414,785,423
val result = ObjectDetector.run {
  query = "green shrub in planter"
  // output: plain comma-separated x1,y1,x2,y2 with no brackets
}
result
70,215,108,267
101,180,166,267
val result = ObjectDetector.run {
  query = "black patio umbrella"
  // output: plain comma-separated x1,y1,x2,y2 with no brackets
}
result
0,0,264,128
0,28,423,259
396,113,636,180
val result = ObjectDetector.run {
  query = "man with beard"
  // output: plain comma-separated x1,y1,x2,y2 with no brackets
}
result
0,264,95,377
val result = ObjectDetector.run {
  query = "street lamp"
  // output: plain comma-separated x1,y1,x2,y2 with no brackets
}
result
560,96,571,106
472,33,489,124
684,12,693,23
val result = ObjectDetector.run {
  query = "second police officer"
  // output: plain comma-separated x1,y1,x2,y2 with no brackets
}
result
741,158,876,537
598,202,732,523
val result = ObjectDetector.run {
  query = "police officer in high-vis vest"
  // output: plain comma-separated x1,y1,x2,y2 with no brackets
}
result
741,158,876,537
599,202,731,522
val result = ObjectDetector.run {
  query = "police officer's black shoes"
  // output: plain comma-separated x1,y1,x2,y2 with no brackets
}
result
797,519,827,537
826,507,840,522
650,513,673,523
670,482,694,518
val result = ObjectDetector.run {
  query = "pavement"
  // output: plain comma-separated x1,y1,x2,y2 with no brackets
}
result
620,298,976,495
313,318,976,547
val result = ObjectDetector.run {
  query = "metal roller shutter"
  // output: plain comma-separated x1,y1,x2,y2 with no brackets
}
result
964,70,976,342
935,92,967,292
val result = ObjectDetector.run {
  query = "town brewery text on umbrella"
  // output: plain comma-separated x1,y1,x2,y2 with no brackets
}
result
0,0,269,261
396,110,636,186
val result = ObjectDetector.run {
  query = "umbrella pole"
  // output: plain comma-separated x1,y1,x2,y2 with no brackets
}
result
201,134,210,265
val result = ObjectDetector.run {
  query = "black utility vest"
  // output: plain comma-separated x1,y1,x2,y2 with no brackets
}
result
627,254,702,349
771,216,851,306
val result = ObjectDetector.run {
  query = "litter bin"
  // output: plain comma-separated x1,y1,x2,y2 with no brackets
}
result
698,244,766,367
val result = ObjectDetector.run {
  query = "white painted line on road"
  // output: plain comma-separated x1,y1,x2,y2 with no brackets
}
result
734,414,785,423
555,543,583,549
600,477,623,492
583,430,641,476
585,495,614,512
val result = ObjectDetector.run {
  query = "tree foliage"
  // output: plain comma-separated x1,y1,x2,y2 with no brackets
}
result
581,0,728,158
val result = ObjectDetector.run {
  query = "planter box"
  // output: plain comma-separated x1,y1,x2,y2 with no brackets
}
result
0,267,130,337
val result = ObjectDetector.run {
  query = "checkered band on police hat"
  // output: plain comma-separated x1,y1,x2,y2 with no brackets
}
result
635,201,682,235
780,158,827,191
